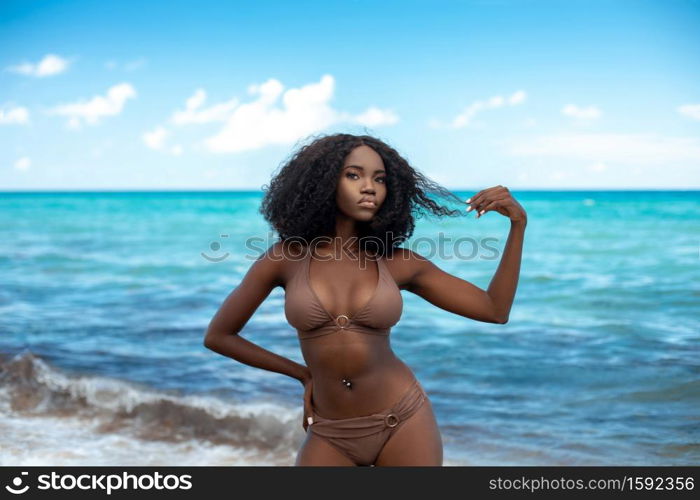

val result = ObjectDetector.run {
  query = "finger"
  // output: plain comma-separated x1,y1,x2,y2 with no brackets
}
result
304,394,313,418
466,185,502,204
476,199,502,218
465,196,479,212
477,196,512,218
465,188,495,210
467,194,488,212
472,187,508,209
466,186,501,211
471,194,497,214
465,191,482,209
474,194,510,215
304,409,313,432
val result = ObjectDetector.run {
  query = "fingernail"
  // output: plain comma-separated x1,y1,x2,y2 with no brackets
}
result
307,416,313,426
479,210,484,216
466,206,473,212
466,198,471,203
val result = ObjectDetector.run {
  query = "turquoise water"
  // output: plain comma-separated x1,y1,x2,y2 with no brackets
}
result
1,190,698,465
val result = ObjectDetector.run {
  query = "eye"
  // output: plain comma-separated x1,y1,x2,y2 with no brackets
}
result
345,172,385,183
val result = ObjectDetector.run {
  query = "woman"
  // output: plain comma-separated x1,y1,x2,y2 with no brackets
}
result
203,133,527,466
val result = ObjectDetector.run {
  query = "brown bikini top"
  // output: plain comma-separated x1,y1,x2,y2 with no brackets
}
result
284,248,403,340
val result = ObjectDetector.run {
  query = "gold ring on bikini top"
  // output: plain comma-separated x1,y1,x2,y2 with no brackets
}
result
334,314,351,329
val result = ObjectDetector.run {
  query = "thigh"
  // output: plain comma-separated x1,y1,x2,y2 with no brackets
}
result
295,430,358,466
374,397,443,466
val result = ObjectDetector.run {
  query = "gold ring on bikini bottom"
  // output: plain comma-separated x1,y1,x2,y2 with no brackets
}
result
384,413,399,428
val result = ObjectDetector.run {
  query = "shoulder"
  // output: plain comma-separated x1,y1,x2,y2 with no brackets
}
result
384,246,431,291
252,240,310,288
386,246,429,265
249,240,298,289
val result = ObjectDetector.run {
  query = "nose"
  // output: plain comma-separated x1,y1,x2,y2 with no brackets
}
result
361,181,376,193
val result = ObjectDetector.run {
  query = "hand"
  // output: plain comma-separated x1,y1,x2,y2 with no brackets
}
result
301,375,314,432
465,185,527,224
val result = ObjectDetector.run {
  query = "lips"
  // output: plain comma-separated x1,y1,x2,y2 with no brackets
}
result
358,197,377,208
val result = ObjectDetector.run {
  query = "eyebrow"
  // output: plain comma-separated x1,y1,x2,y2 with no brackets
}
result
344,165,386,174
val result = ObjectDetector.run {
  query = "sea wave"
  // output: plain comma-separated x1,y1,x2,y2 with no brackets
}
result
0,351,303,465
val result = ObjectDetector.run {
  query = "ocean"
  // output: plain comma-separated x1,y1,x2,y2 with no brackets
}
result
1,190,698,466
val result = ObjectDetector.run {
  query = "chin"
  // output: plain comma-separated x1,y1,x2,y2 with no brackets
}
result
354,213,375,222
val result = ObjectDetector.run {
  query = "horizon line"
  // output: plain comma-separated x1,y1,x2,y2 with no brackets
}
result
0,187,698,193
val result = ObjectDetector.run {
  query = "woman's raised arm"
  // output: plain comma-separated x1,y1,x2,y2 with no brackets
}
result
400,185,527,324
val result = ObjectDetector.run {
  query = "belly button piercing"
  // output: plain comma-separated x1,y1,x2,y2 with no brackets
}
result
341,378,352,389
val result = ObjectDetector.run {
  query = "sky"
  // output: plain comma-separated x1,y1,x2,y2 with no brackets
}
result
1,0,699,190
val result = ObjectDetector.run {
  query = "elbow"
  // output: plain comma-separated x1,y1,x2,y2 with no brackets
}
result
491,312,509,324
203,330,218,349
203,329,239,349
486,295,509,324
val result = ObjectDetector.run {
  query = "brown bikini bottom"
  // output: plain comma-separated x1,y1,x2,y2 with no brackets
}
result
308,378,428,466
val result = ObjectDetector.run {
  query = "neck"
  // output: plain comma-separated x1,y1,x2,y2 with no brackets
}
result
330,213,360,252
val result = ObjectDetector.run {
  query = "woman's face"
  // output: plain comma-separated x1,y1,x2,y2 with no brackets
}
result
335,145,387,222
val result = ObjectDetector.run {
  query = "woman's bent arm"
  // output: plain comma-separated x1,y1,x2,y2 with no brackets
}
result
205,334,310,385
204,242,310,385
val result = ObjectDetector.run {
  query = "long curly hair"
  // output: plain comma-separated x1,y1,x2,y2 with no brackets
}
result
260,133,466,257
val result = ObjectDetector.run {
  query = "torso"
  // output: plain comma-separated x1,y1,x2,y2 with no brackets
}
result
282,243,417,418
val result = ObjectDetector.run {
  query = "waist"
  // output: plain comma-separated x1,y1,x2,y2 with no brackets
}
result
308,358,416,419
300,331,395,378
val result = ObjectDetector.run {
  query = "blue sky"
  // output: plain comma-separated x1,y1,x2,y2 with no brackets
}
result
1,0,699,190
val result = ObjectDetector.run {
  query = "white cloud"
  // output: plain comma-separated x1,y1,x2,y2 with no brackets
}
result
144,74,397,155
562,104,601,120
677,103,700,121
347,106,399,127
143,126,167,149
170,89,239,125
7,54,70,77
0,104,30,125
14,157,31,171
509,133,700,165
142,125,183,155
204,76,335,153
47,83,136,128
204,75,399,153
433,90,527,129
509,90,526,105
